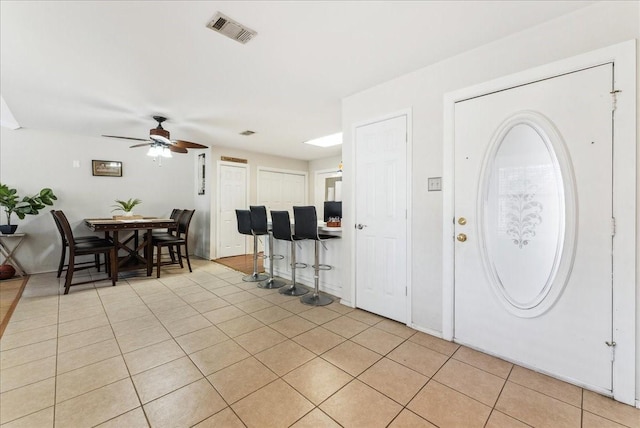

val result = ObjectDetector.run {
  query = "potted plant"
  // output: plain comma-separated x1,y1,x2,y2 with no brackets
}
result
0,184,57,234
111,198,142,217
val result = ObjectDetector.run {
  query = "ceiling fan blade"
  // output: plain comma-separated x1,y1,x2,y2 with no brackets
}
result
102,135,149,142
174,140,208,149
168,145,188,154
129,143,153,148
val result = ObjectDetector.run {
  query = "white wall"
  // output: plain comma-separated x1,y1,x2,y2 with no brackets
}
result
0,128,326,270
207,147,309,260
0,127,200,274
341,0,639,399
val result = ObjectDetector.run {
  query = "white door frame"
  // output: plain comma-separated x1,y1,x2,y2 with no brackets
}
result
442,40,636,405
349,109,413,326
314,168,342,218
215,160,249,259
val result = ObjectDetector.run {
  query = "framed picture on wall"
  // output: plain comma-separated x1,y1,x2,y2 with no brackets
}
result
92,160,123,177
198,153,205,195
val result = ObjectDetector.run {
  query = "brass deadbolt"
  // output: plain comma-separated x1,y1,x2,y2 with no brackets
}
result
458,217,467,226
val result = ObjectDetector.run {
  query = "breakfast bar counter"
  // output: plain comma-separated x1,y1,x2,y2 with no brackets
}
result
264,222,343,298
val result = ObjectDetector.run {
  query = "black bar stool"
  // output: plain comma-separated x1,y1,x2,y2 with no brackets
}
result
251,205,286,289
271,210,309,296
236,209,268,282
293,206,339,306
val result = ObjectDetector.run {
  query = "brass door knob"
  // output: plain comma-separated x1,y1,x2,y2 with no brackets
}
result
458,217,467,226
457,233,467,242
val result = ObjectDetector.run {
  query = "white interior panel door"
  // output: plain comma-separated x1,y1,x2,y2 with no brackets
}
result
217,163,248,258
257,169,306,214
257,169,307,253
454,64,613,392
355,114,407,323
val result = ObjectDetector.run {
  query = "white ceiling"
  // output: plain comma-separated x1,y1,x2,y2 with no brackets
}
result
0,1,594,160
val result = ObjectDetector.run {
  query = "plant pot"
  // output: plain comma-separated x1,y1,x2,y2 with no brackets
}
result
0,225,18,235
0,264,16,279
123,211,133,217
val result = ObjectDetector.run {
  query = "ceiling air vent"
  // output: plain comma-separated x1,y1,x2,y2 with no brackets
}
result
206,12,257,44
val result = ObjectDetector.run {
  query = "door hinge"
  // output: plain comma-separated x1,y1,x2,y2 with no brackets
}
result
611,217,616,237
605,341,616,362
405,287,407,296
610,89,621,111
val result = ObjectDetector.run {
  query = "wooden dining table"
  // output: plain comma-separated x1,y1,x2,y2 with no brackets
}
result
84,217,176,279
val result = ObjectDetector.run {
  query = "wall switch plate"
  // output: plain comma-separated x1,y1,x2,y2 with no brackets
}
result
428,177,442,191
72,160,80,168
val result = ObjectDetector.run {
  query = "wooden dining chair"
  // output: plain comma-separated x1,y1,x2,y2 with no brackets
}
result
51,210,105,278
151,208,183,238
146,208,183,263
152,209,195,278
52,210,117,294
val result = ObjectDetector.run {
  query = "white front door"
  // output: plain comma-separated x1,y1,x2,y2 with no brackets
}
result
355,114,408,323
217,162,248,258
454,64,613,392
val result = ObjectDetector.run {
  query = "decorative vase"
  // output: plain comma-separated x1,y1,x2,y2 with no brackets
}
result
0,225,18,235
0,264,16,279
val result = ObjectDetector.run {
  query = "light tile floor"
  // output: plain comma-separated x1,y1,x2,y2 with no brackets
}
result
1,258,638,427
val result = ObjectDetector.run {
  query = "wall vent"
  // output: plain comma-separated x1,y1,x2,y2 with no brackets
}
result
206,12,257,44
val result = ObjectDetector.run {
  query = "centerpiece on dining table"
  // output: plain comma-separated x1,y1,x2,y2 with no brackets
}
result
112,198,142,220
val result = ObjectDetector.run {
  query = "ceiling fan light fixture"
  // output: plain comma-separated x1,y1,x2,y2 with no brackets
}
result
150,134,172,145
147,145,161,157
114,116,208,156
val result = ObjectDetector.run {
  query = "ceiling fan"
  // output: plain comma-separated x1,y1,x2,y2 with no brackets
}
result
103,116,208,155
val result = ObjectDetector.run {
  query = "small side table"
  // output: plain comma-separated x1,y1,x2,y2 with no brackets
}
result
0,233,27,276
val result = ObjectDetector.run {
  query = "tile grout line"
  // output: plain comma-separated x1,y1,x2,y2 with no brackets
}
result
97,277,152,428
166,266,272,426
482,363,518,428
132,267,250,426
0,275,60,425
5,262,639,427
97,267,210,424
53,277,61,427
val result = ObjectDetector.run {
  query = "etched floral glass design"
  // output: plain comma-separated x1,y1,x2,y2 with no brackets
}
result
505,182,543,248
480,116,572,314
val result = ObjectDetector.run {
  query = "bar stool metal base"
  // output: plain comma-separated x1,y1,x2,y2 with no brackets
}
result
258,232,286,288
301,292,333,306
300,240,333,306
258,277,286,289
243,272,269,282
243,233,268,282
279,284,309,296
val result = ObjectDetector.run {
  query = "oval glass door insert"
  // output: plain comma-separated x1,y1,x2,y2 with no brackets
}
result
478,111,576,317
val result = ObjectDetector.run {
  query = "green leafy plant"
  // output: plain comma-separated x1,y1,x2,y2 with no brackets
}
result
111,198,142,213
0,184,58,225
